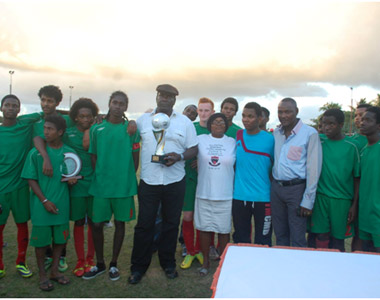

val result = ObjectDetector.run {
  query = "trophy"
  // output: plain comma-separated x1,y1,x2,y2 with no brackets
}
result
61,152,83,182
151,113,170,164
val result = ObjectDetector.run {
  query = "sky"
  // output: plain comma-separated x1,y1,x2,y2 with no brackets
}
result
1,0,380,128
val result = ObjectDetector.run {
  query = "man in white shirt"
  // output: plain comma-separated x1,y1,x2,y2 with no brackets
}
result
128,84,198,284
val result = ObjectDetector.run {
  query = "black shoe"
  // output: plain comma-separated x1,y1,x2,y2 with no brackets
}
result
164,268,178,279
128,272,143,284
83,265,106,280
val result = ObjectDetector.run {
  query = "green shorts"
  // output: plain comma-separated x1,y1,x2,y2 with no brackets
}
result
91,196,136,223
30,223,70,247
0,185,30,225
310,194,354,239
359,230,380,248
183,178,196,212
70,196,94,221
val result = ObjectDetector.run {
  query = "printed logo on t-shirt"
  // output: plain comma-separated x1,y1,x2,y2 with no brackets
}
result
209,156,220,167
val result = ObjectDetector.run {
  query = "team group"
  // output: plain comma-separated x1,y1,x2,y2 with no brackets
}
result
1,83,380,291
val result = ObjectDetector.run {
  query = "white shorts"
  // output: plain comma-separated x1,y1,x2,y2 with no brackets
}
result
194,197,232,234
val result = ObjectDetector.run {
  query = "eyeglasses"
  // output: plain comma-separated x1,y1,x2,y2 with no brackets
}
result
211,120,226,126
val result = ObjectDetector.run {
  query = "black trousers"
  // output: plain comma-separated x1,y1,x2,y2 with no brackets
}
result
130,178,186,274
232,199,272,246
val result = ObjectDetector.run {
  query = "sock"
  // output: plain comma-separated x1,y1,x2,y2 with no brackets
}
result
195,230,201,253
16,222,29,265
210,232,215,247
316,238,329,249
96,262,105,270
74,225,85,264
86,225,95,261
182,220,195,256
0,224,5,270
110,261,117,269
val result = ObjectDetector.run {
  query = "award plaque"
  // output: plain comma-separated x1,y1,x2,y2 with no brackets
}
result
61,152,83,182
151,113,170,164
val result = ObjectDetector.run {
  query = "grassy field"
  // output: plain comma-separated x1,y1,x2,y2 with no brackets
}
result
0,196,217,298
1,196,356,298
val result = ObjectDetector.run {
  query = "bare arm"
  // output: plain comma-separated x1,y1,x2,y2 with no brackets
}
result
33,136,53,177
133,150,140,172
28,179,58,214
348,177,360,223
91,154,97,170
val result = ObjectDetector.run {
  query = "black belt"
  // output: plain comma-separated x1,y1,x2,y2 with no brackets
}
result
274,178,306,187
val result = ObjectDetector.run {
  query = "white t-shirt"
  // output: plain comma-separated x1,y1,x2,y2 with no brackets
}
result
196,134,236,200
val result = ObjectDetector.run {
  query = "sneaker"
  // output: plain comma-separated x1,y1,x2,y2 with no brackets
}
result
44,257,53,271
105,221,113,228
181,243,187,257
83,265,106,280
84,258,96,273
109,266,120,281
16,263,33,278
0,269,5,279
180,254,195,269
195,252,204,265
73,262,85,277
209,246,220,260
58,256,68,272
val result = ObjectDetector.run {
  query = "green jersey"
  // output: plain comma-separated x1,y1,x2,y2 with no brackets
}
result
225,122,242,138
62,126,93,197
349,133,367,151
185,122,210,182
0,113,41,194
88,120,140,198
33,113,73,138
317,135,360,200
359,141,380,235
21,144,74,226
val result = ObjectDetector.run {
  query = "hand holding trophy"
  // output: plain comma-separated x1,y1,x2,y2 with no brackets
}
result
61,152,83,183
151,113,170,164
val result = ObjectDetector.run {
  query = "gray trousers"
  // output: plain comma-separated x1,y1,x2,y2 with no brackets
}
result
270,180,307,247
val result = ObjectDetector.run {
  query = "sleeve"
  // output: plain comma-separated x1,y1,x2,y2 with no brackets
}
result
18,112,42,125
300,132,322,210
88,125,97,155
32,121,44,138
131,129,141,152
21,149,38,180
184,118,198,149
352,143,361,178
63,115,75,128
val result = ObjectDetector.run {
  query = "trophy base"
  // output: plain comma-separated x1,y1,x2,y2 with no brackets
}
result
61,175,83,182
151,154,166,164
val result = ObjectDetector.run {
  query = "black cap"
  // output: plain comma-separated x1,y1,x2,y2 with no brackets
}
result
156,84,179,96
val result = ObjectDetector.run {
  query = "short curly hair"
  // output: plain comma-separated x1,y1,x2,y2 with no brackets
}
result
69,98,99,122
207,113,229,133
38,85,63,103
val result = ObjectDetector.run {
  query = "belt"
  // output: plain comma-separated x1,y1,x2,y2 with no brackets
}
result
274,178,306,187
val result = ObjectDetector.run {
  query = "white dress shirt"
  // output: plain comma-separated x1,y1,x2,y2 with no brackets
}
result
137,109,198,185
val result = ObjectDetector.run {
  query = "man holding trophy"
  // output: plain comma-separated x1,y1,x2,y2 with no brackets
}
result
129,84,198,284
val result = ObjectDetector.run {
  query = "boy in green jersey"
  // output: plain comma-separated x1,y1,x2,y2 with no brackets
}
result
358,106,380,253
0,95,42,279
220,97,242,138
21,114,77,291
83,91,140,281
33,85,72,272
349,103,372,251
181,97,214,270
63,98,99,277
310,109,360,252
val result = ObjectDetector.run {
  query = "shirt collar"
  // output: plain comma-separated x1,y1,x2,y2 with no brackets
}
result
279,118,303,135
150,108,178,118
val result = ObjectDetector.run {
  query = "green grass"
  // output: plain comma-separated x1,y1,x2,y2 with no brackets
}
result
0,197,216,298
1,195,355,297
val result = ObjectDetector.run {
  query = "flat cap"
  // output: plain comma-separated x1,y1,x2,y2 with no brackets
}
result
156,84,179,96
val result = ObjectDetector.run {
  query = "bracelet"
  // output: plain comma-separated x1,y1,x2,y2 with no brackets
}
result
42,199,48,204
